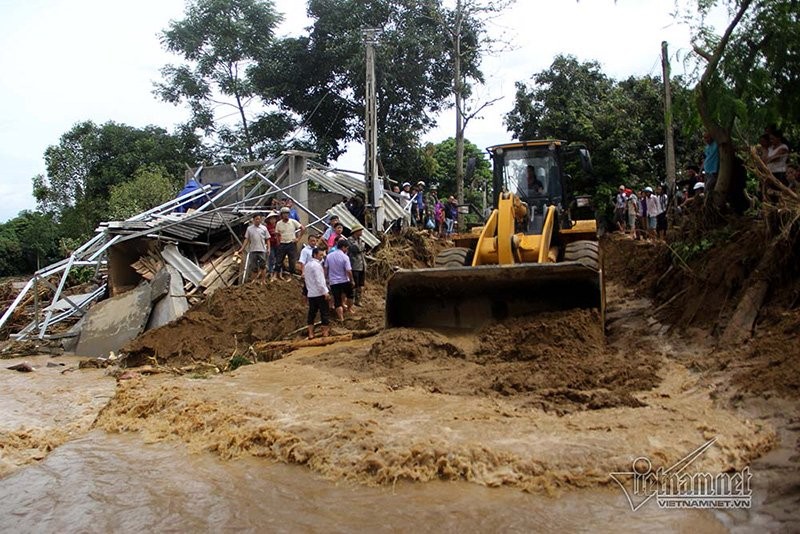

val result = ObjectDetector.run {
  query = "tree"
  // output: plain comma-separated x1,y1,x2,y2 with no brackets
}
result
250,0,470,166
506,55,698,181
436,0,512,226
33,121,203,238
108,165,178,220
155,0,293,160
0,211,61,275
684,0,800,208
429,137,492,207
505,55,696,219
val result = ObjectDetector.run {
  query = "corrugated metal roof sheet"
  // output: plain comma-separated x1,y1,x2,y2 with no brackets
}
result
326,204,381,249
383,193,409,223
161,244,205,285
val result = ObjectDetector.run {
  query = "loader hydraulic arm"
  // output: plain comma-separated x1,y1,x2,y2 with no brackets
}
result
473,193,556,266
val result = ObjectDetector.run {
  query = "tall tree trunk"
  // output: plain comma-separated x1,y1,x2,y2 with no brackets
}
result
693,0,752,210
235,90,255,161
454,0,465,230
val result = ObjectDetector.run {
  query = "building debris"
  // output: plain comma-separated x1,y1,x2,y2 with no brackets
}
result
1,151,402,358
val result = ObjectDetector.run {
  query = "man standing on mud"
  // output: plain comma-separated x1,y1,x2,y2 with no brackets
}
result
347,224,366,307
237,214,269,285
275,207,305,281
303,247,330,339
325,237,355,321
298,234,319,301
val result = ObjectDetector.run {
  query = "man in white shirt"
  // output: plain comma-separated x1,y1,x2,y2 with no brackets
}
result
298,234,319,302
303,247,330,339
275,207,305,281
237,214,269,285
644,187,662,240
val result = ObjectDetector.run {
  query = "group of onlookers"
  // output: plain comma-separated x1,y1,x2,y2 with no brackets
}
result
238,210,367,340
614,126,796,239
390,181,459,236
613,184,670,240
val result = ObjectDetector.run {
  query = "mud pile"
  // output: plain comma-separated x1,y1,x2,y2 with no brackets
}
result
122,281,386,368
122,282,307,367
368,228,449,282
306,310,658,413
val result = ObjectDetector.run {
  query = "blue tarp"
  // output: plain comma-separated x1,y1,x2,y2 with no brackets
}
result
174,179,221,212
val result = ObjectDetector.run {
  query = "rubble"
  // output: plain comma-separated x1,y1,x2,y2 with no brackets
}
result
1,152,403,359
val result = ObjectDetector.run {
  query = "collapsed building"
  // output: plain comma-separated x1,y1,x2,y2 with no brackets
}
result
0,151,410,358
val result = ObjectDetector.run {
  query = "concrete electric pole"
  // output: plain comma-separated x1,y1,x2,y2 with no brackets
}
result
662,41,677,199
363,29,383,232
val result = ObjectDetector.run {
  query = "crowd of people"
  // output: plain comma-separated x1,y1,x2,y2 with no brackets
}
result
613,184,670,240
389,180,459,236
613,126,796,239
237,209,367,340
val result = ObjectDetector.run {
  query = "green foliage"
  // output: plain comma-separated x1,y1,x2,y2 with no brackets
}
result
108,165,178,220
670,227,733,263
429,137,492,205
229,354,252,371
0,211,62,276
687,0,800,134
671,237,715,263
155,0,289,160
250,0,469,163
33,120,203,239
506,55,696,186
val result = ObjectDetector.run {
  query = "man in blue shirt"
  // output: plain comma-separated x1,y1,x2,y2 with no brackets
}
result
325,238,354,321
703,132,719,192
283,198,301,221
415,181,426,228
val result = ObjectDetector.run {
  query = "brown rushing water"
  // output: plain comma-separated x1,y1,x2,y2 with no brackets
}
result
0,431,725,533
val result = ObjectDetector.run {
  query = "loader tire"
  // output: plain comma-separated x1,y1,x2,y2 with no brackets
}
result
563,240,601,271
435,247,473,268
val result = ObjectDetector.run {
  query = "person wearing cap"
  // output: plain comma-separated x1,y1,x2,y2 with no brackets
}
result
325,237,355,320
264,210,280,281
347,224,366,306
400,182,412,207
275,206,305,281
237,213,269,285
624,188,639,240
614,185,627,233
304,247,330,339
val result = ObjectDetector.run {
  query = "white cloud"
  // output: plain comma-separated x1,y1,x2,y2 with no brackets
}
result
0,0,723,221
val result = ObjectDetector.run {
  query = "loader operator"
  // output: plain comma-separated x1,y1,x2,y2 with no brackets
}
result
526,165,545,195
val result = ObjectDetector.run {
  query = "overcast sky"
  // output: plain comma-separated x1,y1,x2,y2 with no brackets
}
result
0,0,721,223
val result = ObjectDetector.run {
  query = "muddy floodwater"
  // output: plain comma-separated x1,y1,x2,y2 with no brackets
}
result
0,352,776,532
0,431,727,532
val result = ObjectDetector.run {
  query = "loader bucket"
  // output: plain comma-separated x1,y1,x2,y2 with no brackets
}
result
385,262,604,330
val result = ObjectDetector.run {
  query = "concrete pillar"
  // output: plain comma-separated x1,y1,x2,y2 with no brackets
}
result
283,150,317,226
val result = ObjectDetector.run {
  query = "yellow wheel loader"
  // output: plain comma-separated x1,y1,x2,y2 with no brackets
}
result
385,140,604,329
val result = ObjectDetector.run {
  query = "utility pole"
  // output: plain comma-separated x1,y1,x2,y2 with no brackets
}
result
363,29,383,232
661,41,677,198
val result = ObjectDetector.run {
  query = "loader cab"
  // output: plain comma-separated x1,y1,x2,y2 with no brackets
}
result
488,140,567,234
